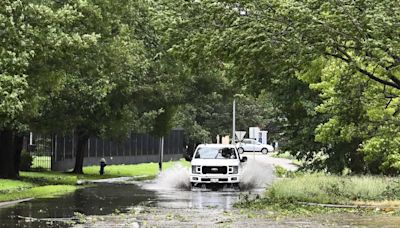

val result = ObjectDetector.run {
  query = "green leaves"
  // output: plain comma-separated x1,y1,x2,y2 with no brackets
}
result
0,75,28,129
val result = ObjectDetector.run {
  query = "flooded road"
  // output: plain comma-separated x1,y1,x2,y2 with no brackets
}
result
139,157,274,210
3,153,399,227
0,183,156,227
0,154,275,227
0,179,264,227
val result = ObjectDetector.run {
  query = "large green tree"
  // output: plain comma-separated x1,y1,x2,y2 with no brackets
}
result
155,0,400,174
0,0,83,178
34,0,156,174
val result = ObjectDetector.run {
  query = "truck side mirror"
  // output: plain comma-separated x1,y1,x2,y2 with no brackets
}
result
241,156,247,162
184,154,192,162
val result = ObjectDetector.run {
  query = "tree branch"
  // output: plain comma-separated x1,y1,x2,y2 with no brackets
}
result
324,52,350,63
356,67,400,90
325,48,400,90
340,47,400,89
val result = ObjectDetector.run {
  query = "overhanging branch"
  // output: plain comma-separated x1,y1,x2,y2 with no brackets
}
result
356,67,400,90
326,47,400,90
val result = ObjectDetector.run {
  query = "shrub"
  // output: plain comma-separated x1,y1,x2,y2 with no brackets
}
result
275,165,288,178
20,150,33,171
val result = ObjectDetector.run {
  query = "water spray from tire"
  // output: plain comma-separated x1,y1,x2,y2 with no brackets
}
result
146,160,275,191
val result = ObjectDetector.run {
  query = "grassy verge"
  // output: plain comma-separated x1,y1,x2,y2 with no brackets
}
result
0,179,34,192
0,159,189,203
0,185,77,202
83,159,190,179
0,172,81,203
32,156,51,169
236,173,400,216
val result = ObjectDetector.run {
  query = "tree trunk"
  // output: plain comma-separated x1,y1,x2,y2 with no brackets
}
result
72,129,89,174
14,134,23,177
0,130,18,179
348,139,365,174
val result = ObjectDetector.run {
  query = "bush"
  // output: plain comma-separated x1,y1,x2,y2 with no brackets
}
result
20,150,33,171
275,165,288,177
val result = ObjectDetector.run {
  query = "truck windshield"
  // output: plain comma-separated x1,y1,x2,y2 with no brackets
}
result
194,147,237,159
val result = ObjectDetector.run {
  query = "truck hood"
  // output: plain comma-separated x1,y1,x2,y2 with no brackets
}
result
191,159,240,166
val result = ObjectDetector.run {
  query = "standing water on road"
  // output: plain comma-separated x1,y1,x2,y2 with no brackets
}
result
0,158,277,227
141,160,275,209
0,183,156,228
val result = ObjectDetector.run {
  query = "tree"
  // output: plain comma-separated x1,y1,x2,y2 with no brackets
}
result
33,0,154,174
160,0,400,174
0,0,82,178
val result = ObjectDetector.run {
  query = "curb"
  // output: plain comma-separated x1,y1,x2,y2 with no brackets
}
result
0,198,33,208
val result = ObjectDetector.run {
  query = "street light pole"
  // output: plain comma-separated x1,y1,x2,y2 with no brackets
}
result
232,99,236,144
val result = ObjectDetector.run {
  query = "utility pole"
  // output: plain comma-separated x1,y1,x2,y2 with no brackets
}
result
232,99,236,144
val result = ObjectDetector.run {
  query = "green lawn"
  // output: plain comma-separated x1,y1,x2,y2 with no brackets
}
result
0,159,190,203
0,185,77,202
0,179,34,192
32,156,51,169
20,171,78,185
83,159,190,179
235,173,400,215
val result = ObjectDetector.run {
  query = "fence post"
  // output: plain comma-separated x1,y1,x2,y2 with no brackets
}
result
87,138,90,157
52,134,57,170
159,136,164,172
63,135,66,161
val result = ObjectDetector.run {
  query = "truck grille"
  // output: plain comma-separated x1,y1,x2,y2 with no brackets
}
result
202,166,227,174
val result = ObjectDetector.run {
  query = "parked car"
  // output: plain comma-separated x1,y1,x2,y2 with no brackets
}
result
187,144,247,188
236,138,274,154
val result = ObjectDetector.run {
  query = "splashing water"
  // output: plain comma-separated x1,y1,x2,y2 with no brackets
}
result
146,164,191,190
144,160,275,191
239,159,276,190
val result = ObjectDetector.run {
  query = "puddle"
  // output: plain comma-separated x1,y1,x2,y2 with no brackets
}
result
0,183,156,228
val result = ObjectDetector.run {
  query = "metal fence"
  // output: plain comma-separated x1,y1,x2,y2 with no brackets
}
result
27,129,185,171
28,135,52,170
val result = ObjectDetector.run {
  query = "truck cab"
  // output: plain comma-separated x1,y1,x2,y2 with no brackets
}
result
188,144,247,188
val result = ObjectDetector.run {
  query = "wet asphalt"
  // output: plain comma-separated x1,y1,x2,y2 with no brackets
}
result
0,152,288,227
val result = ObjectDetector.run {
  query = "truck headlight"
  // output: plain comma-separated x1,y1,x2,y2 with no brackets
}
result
229,166,239,174
192,165,201,174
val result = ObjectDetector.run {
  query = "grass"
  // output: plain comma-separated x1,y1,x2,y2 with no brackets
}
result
0,185,77,202
0,172,80,203
235,173,400,216
83,159,190,179
0,159,190,203
0,179,34,192
20,171,79,185
31,156,51,169
267,173,394,204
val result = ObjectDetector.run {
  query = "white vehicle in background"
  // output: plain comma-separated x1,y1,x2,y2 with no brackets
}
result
186,144,247,188
236,138,274,154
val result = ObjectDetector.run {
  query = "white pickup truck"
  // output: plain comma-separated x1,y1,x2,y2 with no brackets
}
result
187,144,247,188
